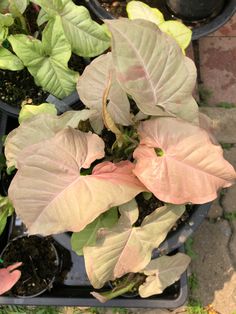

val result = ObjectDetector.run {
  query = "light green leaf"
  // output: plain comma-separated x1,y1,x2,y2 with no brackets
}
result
139,253,191,297
37,8,50,26
71,207,118,255
127,1,164,25
32,0,111,57
0,0,9,13
19,103,57,124
84,203,185,288
0,196,14,236
0,13,14,27
159,20,192,53
9,0,29,15
8,16,78,98
0,47,24,71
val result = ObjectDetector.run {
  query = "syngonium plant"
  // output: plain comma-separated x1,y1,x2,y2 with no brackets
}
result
3,19,236,300
0,0,110,99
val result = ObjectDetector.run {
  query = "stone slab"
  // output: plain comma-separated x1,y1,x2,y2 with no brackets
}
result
229,221,236,268
208,14,236,37
191,220,235,314
207,198,224,219
200,107,236,143
198,36,236,105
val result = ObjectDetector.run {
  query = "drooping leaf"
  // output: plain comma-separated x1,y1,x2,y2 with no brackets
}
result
139,253,191,297
0,263,22,295
8,128,145,236
83,203,185,288
105,19,198,123
71,207,118,255
77,53,132,133
127,1,164,25
8,16,78,98
32,0,111,57
18,103,57,124
5,109,95,168
0,47,24,71
0,196,14,236
133,117,236,204
126,1,191,52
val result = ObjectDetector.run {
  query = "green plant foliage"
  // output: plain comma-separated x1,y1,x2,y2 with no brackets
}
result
0,47,24,70
0,306,63,314
220,143,234,150
8,16,78,98
33,0,111,57
187,300,207,314
223,212,236,221
188,273,199,292
198,84,213,106
0,196,14,236
216,102,235,109
185,237,198,260
71,207,119,255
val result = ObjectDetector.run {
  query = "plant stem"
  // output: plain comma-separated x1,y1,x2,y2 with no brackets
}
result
100,281,136,301
18,15,29,34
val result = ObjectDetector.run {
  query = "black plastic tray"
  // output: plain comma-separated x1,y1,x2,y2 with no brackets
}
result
0,216,188,308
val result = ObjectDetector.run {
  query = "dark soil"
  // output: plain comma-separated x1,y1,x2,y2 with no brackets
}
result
2,236,59,296
0,68,48,108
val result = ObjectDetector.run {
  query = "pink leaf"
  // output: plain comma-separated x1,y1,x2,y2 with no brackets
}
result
9,128,145,236
133,117,236,204
0,262,22,295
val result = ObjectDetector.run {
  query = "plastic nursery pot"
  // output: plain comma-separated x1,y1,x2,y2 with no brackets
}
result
166,0,225,21
0,235,60,298
84,0,236,39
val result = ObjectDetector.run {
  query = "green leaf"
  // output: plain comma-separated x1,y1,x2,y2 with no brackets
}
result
9,0,29,15
0,13,14,27
127,1,164,25
0,0,9,13
19,103,57,124
8,16,78,98
32,0,111,57
0,196,14,236
0,47,24,70
71,207,118,255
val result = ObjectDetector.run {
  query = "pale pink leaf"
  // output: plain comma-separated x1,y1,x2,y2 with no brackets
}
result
83,204,185,288
0,262,22,295
77,53,132,133
8,128,144,236
139,253,190,297
105,19,198,123
5,109,95,169
133,117,236,204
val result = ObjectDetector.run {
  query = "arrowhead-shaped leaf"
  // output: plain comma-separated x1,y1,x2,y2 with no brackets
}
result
0,47,24,71
8,128,144,235
5,109,94,168
133,117,236,204
105,19,198,123
84,203,185,288
32,0,111,57
71,207,118,255
77,53,132,133
8,16,78,98
139,253,190,297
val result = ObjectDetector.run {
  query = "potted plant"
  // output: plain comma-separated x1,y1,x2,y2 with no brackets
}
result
0,0,110,117
1,18,236,306
85,0,236,39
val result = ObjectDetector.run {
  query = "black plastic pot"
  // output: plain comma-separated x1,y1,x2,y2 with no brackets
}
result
0,216,188,307
166,0,225,21
84,0,236,39
0,234,60,298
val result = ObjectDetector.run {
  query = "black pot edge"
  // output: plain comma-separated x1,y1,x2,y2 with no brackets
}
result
0,100,20,118
85,0,236,40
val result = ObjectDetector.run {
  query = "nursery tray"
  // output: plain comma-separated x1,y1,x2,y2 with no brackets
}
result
0,217,188,308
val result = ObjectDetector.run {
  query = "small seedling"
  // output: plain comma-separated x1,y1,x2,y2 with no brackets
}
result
112,308,129,314
188,273,199,292
198,84,213,106
187,300,207,314
220,143,234,150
